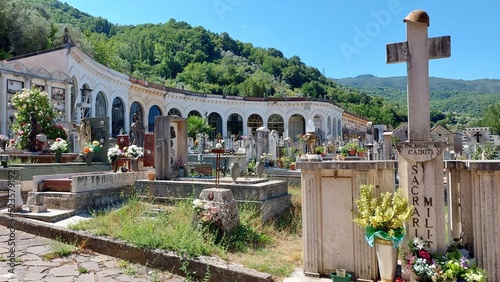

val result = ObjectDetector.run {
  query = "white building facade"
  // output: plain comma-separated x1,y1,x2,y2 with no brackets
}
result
1,45,344,146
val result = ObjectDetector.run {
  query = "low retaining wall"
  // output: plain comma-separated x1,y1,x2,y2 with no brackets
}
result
27,172,147,212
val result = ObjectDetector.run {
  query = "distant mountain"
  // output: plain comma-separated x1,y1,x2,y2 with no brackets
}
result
332,75,500,115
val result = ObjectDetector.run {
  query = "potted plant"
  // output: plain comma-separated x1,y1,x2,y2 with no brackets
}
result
247,159,256,175
339,147,348,160
345,142,358,156
353,184,413,282
315,146,325,157
357,147,367,158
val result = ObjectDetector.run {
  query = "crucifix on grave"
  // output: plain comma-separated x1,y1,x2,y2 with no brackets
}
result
387,10,451,255
473,131,482,143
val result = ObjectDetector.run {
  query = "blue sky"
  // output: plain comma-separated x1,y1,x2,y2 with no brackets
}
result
64,0,499,81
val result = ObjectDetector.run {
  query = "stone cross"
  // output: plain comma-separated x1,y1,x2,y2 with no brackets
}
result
388,10,450,255
387,10,450,141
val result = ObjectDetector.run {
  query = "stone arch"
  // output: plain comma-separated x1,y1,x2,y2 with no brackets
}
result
227,113,243,138
208,112,223,140
247,114,263,134
168,108,182,117
268,114,284,137
147,105,162,132
111,97,125,138
289,114,305,141
95,91,107,117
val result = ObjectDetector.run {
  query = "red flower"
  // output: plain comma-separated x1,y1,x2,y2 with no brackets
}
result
418,250,432,264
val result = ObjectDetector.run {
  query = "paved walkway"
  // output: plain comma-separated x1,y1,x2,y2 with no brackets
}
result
0,225,185,282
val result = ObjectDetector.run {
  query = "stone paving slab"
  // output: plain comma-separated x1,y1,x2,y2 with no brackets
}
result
0,213,274,282
0,225,185,281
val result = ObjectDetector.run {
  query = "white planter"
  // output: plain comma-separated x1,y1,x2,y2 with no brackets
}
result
11,184,23,211
375,238,398,282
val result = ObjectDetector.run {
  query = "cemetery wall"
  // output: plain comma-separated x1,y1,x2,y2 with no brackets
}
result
298,160,500,281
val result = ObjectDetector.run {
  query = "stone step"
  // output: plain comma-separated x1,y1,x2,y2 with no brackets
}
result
40,178,72,192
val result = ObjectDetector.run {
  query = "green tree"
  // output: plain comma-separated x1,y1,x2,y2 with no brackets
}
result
239,70,274,97
4,0,51,55
10,86,67,149
479,102,500,135
187,116,213,139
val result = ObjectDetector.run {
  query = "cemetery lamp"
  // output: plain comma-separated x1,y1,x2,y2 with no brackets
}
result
0,154,9,168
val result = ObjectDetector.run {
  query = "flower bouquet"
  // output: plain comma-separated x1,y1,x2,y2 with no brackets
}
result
83,140,101,154
353,184,413,248
107,145,123,161
404,237,488,282
124,145,143,159
50,138,69,153
404,237,436,280
193,198,220,226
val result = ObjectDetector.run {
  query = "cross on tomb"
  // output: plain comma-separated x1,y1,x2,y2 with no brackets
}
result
473,131,482,143
386,10,451,141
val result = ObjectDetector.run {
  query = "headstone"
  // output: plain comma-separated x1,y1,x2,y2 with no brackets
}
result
246,134,256,160
116,134,129,150
256,126,270,161
284,137,294,157
85,117,110,162
143,133,155,167
269,130,279,162
187,137,194,153
154,116,187,180
383,132,393,160
373,141,379,160
387,10,450,253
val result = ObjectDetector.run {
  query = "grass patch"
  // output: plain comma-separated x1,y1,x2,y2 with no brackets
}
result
42,237,76,260
78,267,88,274
69,185,303,279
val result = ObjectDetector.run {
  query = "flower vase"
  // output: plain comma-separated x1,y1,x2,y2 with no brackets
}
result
256,161,265,178
55,152,62,163
111,159,119,172
229,162,240,183
130,159,139,172
375,238,398,282
86,153,93,166
410,273,435,282
11,184,23,211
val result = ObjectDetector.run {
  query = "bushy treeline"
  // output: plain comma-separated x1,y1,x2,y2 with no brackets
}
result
0,0,408,126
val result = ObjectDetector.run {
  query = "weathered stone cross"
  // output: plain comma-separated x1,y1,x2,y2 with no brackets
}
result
388,10,451,255
386,10,451,141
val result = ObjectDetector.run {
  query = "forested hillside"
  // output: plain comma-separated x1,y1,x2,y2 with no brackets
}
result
6,0,500,133
333,75,500,116
0,0,411,128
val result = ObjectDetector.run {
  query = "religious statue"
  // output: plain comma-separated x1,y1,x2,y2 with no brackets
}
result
78,119,91,154
27,112,38,152
130,112,145,146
